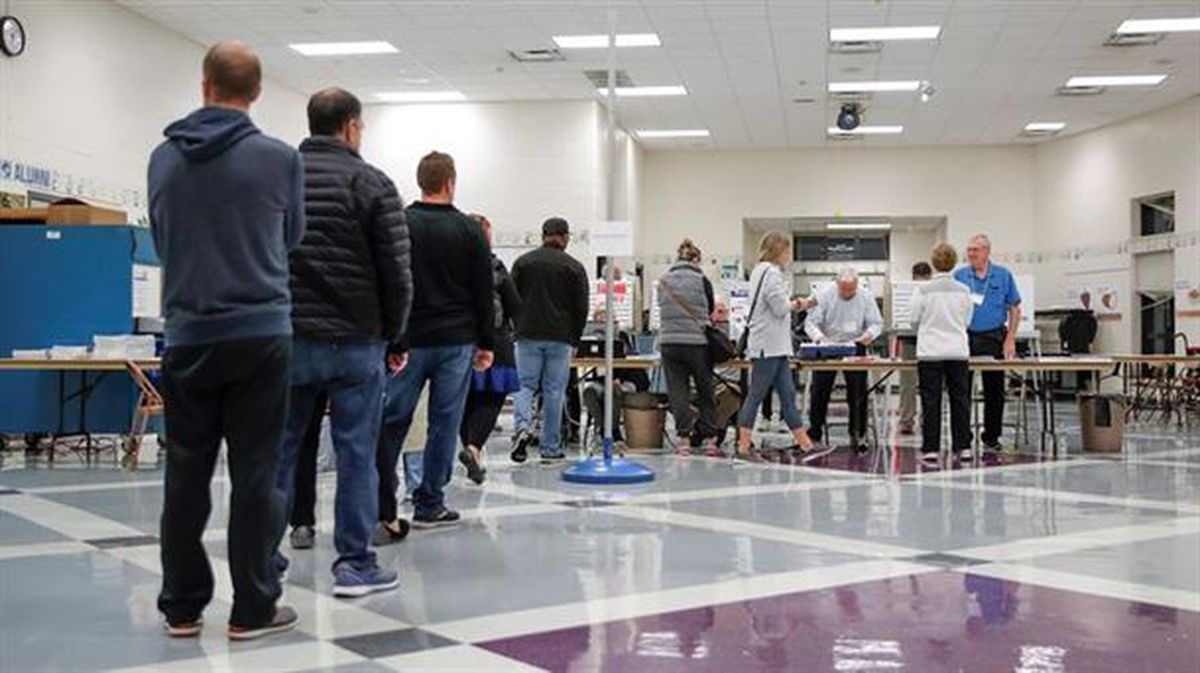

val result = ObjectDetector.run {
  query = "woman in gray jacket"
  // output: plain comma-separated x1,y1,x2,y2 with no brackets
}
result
735,231,818,461
657,239,720,456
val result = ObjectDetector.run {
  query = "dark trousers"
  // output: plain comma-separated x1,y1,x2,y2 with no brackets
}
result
969,329,1007,445
460,388,507,449
158,336,290,628
289,392,327,529
661,344,719,443
918,360,971,453
807,370,868,444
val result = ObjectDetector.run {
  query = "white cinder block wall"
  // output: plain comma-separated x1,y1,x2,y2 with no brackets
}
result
0,0,306,221
361,100,608,269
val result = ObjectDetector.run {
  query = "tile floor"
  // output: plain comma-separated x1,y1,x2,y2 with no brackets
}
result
0,410,1197,672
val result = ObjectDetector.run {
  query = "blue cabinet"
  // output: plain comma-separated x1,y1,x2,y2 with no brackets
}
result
0,225,159,433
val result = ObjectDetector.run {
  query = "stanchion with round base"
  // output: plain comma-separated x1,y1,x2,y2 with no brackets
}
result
562,438,655,485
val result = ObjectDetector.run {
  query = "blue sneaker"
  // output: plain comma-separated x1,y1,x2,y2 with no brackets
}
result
333,565,399,598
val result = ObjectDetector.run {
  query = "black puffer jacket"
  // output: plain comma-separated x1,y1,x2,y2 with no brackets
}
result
290,137,412,343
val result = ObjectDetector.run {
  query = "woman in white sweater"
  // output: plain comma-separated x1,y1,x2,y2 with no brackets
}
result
735,231,818,461
909,242,975,465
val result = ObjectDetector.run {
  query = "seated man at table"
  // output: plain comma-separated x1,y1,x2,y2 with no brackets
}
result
804,268,883,453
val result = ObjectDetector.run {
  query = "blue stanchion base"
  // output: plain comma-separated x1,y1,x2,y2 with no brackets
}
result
561,456,656,485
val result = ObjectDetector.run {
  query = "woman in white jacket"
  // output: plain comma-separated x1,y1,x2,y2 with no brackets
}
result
909,242,975,465
735,231,818,461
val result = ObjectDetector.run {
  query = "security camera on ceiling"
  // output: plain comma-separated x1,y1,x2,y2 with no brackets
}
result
837,103,861,131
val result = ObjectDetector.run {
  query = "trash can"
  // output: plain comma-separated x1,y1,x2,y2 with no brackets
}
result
1078,393,1126,453
623,392,667,451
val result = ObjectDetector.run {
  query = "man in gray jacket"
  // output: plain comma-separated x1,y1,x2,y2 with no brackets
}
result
804,268,883,452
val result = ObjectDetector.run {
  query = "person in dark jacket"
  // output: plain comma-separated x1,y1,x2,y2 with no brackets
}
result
272,88,411,598
149,41,301,641
657,238,720,456
509,218,589,464
377,151,494,534
457,214,521,485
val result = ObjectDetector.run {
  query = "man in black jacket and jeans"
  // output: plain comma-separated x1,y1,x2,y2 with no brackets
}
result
377,152,494,533
510,218,590,464
274,88,412,598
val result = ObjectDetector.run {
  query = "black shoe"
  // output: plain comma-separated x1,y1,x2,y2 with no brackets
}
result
854,443,870,455
413,506,461,529
227,606,299,641
289,525,314,550
957,448,975,463
510,431,531,464
919,451,941,468
458,449,486,485
540,452,566,466
371,519,411,546
800,444,836,464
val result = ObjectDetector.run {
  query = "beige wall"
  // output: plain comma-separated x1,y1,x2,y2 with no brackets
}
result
639,145,1037,295
1030,96,1200,351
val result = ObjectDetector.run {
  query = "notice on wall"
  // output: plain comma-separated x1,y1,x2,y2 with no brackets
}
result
1067,283,1117,314
590,221,633,258
132,264,161,319
890,281,926,330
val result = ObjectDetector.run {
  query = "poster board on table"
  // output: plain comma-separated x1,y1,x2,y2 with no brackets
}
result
1016,275,1036,336
725,280,751,342
590,279,633,328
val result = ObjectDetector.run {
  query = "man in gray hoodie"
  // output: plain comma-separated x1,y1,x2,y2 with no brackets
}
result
148,41,303,641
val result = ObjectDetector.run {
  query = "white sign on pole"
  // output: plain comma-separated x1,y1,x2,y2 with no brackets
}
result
590,221,633,257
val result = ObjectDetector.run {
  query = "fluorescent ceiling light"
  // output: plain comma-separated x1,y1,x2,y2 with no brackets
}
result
1116,17,1200,33
636,129,710,139
553,33,661,49
596,85,687,97
375,91,466,103
1024,122,1066,132
826,222,892,231
289,41,397,56
1065,75,1167,87
830,26,941,41
828,80,922,93
827,125,904,135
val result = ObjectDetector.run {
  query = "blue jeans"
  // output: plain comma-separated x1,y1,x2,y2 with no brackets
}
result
275,338,385,573
513,340,573,457
380,345,474,518
738,356,805,431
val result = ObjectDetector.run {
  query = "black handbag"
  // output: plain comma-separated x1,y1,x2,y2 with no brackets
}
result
660,275,738,364
735,269,769,358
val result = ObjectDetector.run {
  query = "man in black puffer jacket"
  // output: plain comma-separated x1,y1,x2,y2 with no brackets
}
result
274,87,411,599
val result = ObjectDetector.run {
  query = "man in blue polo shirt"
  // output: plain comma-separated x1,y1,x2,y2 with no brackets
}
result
954,234,1021,456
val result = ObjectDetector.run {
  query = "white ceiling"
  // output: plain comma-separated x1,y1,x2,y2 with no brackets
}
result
116,0,1200,149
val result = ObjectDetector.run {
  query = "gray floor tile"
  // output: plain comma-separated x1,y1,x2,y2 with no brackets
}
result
247,507,861,626
332,627,458,659
648,482,1178,552
944,460,1200,504
0,509,69,546
1016,532,1200,593
0,551,309,672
